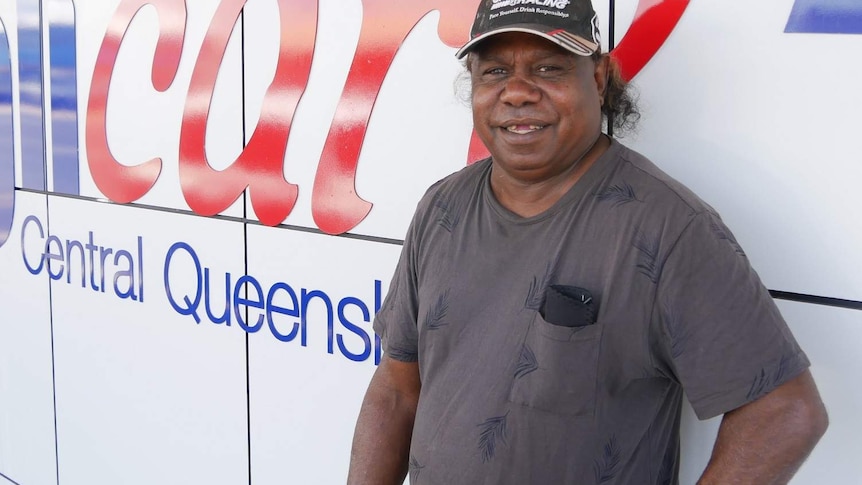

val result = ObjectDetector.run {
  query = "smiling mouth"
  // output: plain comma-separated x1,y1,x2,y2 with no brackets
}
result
504,124,547,135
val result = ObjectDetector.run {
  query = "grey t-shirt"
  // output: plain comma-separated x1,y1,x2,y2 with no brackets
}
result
373,140,809,485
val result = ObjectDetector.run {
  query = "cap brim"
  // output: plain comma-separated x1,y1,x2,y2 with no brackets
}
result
455,25,598,59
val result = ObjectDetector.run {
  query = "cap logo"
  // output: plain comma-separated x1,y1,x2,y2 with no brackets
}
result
490,0,572,12
457,0,600,58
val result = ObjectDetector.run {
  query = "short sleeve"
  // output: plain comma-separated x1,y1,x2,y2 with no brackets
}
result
373,215,422,363
654,211,809,419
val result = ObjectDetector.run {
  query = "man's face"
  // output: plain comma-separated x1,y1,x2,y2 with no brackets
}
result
469,32,606,183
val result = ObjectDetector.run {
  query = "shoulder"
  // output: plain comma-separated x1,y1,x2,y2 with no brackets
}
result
607,142,716,217
590,141,740,268
412,158,491,223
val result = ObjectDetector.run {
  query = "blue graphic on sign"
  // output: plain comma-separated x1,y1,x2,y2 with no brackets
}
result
17,0,46,190
0,18,14,249
21,215,144,299
163,241,383,364
48,0,80,196
0,1,82,249
786,0,862,34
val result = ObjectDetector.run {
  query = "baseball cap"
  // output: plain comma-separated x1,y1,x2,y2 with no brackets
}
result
455,0,602,59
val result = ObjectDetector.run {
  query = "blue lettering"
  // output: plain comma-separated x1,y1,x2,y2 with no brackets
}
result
336,296,372,362
0,3,80,250
159,247,382,365
47,0,80,196
301,289,334,354
266,282,300,341
786,0,862,34
374,279,382,366
85,231,98,291
0,18,14,250
16,0,46,191
98,244,113,292
164,242,203,324
204,267,231,325
45,235,64,280
113,249,137,300
21,215,45,274
233,275,264,333
234,275,264,332
65,238,86,287
138,236,144,302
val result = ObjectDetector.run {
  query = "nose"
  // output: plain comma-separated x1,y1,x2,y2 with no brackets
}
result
499,74,541,107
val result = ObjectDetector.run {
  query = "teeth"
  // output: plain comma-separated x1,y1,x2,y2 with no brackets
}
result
506,125,544,134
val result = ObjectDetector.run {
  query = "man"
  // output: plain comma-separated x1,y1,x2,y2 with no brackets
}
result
348,0,828,483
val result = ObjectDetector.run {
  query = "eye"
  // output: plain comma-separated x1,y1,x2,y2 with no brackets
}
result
536,64,562,73
483,67,508,76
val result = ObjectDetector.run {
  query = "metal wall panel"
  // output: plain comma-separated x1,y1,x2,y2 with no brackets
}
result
245,225,400,484
0,1,857,484
48,197,248,485
0,191,57,485
613,0,862,301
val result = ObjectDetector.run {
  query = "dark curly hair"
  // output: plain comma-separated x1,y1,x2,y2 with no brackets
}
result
593,52,640,136
459,50,640,136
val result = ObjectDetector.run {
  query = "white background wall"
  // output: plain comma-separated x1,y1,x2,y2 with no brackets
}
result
0,0,859,484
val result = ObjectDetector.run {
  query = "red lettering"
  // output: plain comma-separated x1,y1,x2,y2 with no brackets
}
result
178,0,315,225
610,0,690,81
86,0,186,203
311,0,482,234
86,0,687,233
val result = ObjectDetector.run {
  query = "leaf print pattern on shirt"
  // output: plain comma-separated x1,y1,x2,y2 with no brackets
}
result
477,412,509,463
514,344,538,379
423,289,450,330
661,301,686,359
595,182,642,207
386,346,418,363
524,263,554,310
709,214,746,257
432,192,461,232
408,455,424,483
593,434,622,483
633,230,661,284
747,354,792,401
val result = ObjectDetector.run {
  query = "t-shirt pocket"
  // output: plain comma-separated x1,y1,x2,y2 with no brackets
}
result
508,312,603,417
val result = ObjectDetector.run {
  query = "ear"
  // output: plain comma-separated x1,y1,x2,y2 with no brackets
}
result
593,55,610,101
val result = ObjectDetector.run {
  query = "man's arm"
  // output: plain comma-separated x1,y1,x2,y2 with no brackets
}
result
348,355,421,485
698,369,828,485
